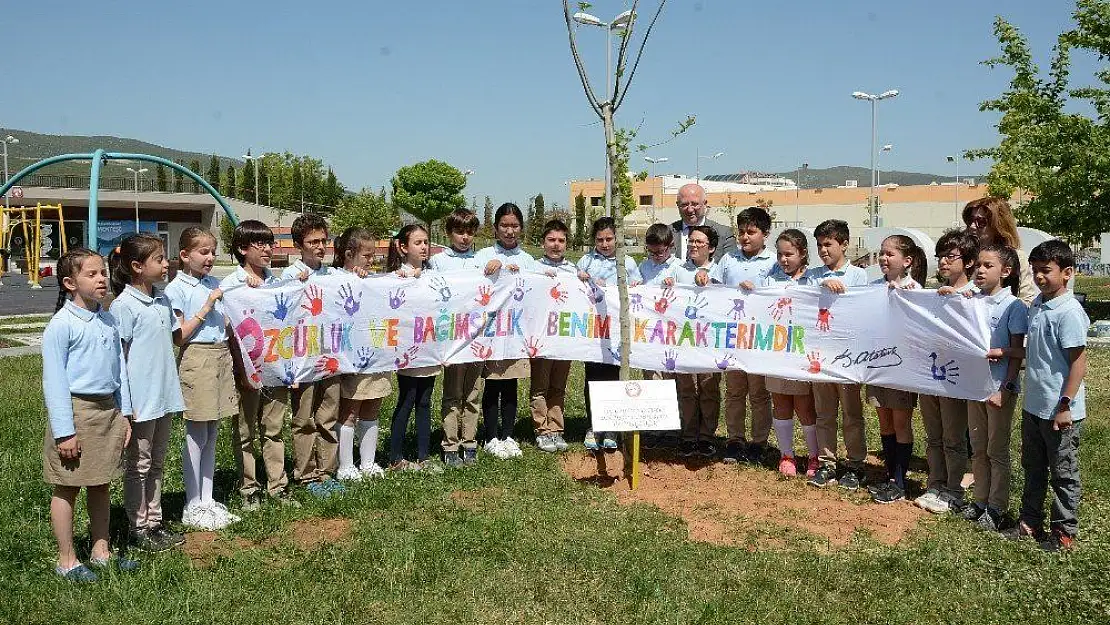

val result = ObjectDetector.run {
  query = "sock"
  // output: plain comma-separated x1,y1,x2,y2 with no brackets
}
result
773,418,795,457
802,424,818,459
357,420,379,470
881,434,897,482
200,422,218,503
895,442,913,490
338,424,356,471
183,421,206,508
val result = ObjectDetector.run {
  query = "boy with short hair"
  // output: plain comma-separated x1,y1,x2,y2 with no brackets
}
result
638,223,680,287
220,220,297,510
714,207,777,464
1008,240,1088,551
805,219,869,490
279,214,342,496
531,219,575,453
430,208,485,466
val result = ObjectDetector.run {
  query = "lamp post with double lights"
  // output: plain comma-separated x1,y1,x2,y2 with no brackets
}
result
125,167,149,232
946,154,960,225
851,89,899,227
1,134,16,280
696,150,724,183
644,156,667,222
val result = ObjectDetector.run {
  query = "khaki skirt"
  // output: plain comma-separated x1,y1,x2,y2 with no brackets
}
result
341,372,393,400
178,342,238,421
43,394,127,487
765,376,812,396
484,358,530,380
866,385,917,410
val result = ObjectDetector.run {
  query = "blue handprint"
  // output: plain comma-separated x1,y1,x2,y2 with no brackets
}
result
684,294,709,320
929,352,960,385
355,346,375,370
388,288,407,310
429,276,453,303
608,347,622,363
337,283,362,316
662,350,678,371
281,362,296,386
272,293,290,321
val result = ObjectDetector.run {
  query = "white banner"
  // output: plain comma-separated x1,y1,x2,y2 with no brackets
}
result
223,270,994,400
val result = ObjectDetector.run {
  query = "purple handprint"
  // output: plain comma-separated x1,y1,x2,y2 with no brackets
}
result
715,354,735,371
729,298,746,320
512,277,531,302
631,293,643,313
388,288,407,310
662,349,678,372
337,283,362,316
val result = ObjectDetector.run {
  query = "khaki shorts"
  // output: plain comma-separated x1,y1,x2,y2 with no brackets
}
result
866,385,917,410
484,358,530,380
765,376,812,396
178,342,238,421
43,394,127,487
341,372,392,400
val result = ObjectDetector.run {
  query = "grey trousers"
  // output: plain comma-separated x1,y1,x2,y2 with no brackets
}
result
1019,411,1083,537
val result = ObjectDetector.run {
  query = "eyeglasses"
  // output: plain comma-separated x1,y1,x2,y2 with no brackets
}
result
935,252,962,262
678,201,705,208
302,237,328,246
251,241,275,249
968,216,989,227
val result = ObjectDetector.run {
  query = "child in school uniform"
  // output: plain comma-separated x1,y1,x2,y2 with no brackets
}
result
430,208,486,467
761,229,819,477
475,203,536,459
280,214,343,496
636,223,681,449
531,219,576,453
864,235,928,504
673,225,720,458
963,244,1027,530
577,216,642,452
1007,241,1089,551
109,233,187,552
220,220,298,510
714,208,777,465
915,229,980,514
165,227,241,531
805,219,870,490
332,227,391,480
43,249,136,582
388,224,443,471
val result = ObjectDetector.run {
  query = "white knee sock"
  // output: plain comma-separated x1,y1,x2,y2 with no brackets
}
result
183,421,206,508
338,424,356,471
802,424,819,459
773,418,795,457
200,422,218,503
357,420,379,470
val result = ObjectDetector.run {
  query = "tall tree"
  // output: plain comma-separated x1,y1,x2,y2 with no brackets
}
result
172,160,186,193
967,0,1110,244
331,186,400,239
156,163,167,192
205,155,220,189
528,193,547,244
240,158,256,202
391,159,467,227
258,161,270,205
322,168,344,212
223,165,237,199
574,192,587,249
189,159,202,193
482,195,494,237
291,161,304,212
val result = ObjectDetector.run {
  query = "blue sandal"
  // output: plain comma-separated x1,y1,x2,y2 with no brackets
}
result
56,563,98,582
89,553,140,572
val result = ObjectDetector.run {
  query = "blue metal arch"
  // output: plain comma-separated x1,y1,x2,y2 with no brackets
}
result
0,151,239,249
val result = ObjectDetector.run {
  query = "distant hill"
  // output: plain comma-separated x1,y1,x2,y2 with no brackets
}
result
770,165,984,189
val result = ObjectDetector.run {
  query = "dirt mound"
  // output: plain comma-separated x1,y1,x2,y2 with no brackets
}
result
560,453,927,548
182,517,352,569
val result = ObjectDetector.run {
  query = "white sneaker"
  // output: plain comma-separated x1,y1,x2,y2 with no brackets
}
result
360,463,385,479
207,501,241,528
485,438,505,459
914,489,950,515
182,502,208,529
502,437,523,458
337,465,364,481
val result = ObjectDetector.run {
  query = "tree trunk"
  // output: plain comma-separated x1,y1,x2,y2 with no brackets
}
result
602,104,631,383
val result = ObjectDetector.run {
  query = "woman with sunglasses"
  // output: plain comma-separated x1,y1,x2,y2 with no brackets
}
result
962,197,1037,304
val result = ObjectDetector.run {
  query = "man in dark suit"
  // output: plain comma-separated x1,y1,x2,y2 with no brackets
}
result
669,183,737,262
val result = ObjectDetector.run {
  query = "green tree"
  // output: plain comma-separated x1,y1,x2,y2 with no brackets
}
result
391,159,467,227
189,159,202,193
240,158,256,202
331,187,399,239
291,162,304,212
967,0,1110,244
205,155,220,189
223,165,237,199
173,160,186,193
528,193,547,244
258,162,270,205
156,163,167,192
482,196,494,238
322,168,344,212
218,216,236,254
573,192,587,249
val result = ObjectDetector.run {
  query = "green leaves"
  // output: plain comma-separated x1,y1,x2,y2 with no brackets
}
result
332,187,399,240
391,160,468,227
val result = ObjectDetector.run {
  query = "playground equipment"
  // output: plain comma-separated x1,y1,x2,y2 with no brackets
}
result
1,203,68,288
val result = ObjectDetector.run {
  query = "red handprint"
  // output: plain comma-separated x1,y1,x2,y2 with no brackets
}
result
470,341,493,360
654,287,676,314
807,351,823,374
523,336,542,358
475,285,493,306
314,356,340,375
302,285,324,316
549,284,567,303
768,297,793,321
394,345,419,369
817,308,833,331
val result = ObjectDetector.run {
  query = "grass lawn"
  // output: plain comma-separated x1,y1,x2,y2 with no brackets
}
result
1,352,1108,624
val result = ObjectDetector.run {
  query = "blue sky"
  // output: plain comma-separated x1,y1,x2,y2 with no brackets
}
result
1,1,1099,209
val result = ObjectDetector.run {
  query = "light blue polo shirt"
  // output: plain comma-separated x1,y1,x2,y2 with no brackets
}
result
870,276,921,289
1023,292,1089,420
280,259,334,281
805,262,869,287
430,246,482,272
714,247,776,287
639,256,680,286
110,285,186,423
42,300,133,437
982,290,1028,389
674,259,718,286
762,264,812,286
219,265,279,289
164,272,228,344
576,250,642,285
475,243,536,273
537,256,578,276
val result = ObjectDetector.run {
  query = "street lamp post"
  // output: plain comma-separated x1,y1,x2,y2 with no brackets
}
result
644,156,668,222
877,144,893,187
696,149,724,183
794,162,808,226
852,89,899,227
1,134,16,281
946,154,960,225
125,167,149,232
573,9,633,218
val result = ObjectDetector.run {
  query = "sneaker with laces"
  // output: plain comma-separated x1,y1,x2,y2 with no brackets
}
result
961,501,986,522
976,508,1002,532
744,442,766,465
361,463,386,478
837,469,861,491
130,528,173,553
807,465,836,488
240,494,263,513
722,441,743,465
503,437,524,457
916,489,950,514
207,502,240,529
485,438,506,458
1039,527,1074,552
583,431,599,451
778,455,797,477
536,434,558,453
56,563,98,583
336,465,363,482
697,440,716,458
552,433,569,451
940,490,966,514
182,502,208,529
805,457,820,478
679,441,698,458
873,481,905,504
461,448,478,464
444,450,463,468
1002,520,1045,542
